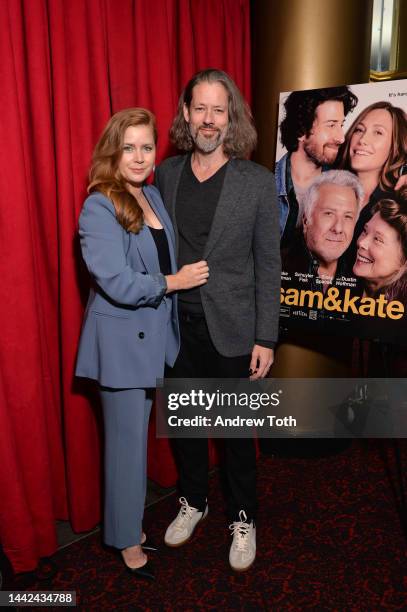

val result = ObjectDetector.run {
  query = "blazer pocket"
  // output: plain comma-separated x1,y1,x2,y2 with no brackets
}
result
91,310,130,320
215,285,254,295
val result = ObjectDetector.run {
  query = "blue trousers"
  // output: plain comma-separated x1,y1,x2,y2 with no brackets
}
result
99,387,152,549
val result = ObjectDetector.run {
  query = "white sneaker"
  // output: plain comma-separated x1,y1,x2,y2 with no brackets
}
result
164,497,208,547
229,510,256,571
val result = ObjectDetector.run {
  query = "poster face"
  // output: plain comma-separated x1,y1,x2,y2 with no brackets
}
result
275,79,407,344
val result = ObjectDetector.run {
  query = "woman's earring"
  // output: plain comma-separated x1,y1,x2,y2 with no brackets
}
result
153,164,156,172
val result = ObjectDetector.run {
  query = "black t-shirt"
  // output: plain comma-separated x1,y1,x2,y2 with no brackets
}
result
176,155,228,308
148,226,172,276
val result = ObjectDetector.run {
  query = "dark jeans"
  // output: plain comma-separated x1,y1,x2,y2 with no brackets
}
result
167,308,257,522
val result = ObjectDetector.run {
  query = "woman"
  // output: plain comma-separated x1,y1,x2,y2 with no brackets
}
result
353,192,407,376
75,108,208,579
337,100,407,241
353,192,407,304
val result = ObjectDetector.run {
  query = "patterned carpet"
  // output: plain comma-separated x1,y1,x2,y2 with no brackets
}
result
5,440,407,610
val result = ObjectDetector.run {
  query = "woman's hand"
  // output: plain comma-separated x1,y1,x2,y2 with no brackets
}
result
395,174,407,191
166,261,209,293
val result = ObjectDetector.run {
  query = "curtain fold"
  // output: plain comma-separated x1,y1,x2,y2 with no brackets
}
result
0,0,251,572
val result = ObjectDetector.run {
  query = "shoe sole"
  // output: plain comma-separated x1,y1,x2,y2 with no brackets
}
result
164,512,208,548
230,557,255,572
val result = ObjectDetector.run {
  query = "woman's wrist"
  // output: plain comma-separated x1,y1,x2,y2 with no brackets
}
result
165,273,178,293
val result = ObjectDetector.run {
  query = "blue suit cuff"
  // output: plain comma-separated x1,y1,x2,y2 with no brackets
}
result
152,273,167,306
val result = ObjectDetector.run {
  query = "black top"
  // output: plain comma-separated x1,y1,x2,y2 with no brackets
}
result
176,155,228,309
148,226,172,276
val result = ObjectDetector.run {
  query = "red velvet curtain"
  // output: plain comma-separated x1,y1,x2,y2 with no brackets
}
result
0,0,251,572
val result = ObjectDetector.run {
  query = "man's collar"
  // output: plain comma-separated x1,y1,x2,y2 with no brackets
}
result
275,152,289,197
285,154,294,194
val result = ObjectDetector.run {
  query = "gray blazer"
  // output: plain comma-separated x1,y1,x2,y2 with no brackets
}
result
75,186,179,388
155,156,281,357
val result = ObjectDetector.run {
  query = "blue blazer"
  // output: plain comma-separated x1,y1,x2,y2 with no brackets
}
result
75,186,180,388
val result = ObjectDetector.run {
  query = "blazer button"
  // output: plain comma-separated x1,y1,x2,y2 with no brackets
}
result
138,332,145,339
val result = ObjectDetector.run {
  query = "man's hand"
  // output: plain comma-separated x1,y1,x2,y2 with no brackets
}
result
249,345,274,380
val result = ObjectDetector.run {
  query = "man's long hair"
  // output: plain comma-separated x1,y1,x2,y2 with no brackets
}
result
170,69,257,158
88,108,157,234
280,86,358,153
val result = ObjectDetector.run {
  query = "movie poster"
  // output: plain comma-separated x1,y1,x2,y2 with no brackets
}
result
275,79,407,344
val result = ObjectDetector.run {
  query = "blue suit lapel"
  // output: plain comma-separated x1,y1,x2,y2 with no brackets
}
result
142,186,178,274
134,224,160,274
162,156,187,257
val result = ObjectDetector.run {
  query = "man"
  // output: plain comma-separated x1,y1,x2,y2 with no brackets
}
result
282,170,363,292
155,69,281,571
276,86,358,246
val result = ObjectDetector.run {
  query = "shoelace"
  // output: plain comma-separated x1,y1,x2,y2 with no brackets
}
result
229,510,251,552
173,497,195,530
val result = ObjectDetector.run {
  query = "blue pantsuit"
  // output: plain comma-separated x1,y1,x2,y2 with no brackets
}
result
100,387,152,548
76,186,179,548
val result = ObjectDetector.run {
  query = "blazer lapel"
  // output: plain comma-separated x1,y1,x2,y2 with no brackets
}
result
134,223,160,273
203,160,246,259
143,186,178,274
165,156,187,257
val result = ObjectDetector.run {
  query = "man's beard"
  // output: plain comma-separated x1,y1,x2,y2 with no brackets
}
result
190,124,226,153
303,140,339,166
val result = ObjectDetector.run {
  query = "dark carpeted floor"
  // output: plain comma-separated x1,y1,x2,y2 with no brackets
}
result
4,440,407,610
